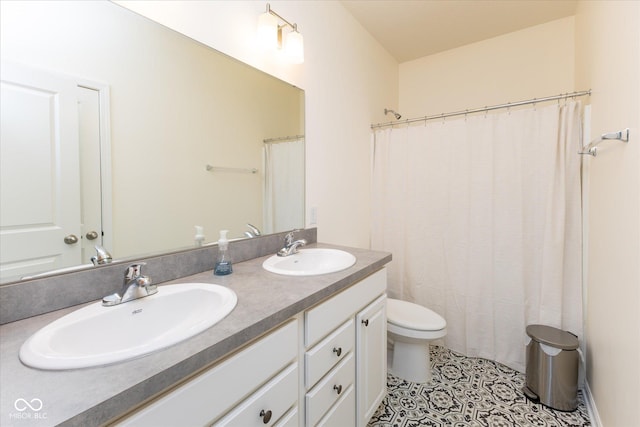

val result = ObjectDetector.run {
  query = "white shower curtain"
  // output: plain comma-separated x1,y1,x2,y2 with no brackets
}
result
371,102,583,372
263,138,305,234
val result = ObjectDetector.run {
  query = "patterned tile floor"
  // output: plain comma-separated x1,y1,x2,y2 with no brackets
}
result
368,346,591,427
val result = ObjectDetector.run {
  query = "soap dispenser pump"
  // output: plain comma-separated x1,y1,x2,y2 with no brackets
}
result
214,230,233,276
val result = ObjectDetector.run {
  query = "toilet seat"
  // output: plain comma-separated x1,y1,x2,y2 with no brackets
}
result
387,298,446,331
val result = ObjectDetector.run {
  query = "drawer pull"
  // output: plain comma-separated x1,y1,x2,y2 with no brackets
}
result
362,319,369,327
259,409,272,424
333,347,342,357
333,384,343,395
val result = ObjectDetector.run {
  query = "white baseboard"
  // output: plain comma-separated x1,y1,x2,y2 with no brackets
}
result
582,381,602,427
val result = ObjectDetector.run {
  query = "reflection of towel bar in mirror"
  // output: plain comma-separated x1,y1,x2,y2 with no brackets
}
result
263,134,305,144
579,128,630,157
205,165,258,174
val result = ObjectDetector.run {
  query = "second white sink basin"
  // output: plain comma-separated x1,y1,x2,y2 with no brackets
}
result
19,283,237,370
262,248,356,276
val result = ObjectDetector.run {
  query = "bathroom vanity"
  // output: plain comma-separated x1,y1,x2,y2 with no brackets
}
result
117,269,386,427
0,241,390,426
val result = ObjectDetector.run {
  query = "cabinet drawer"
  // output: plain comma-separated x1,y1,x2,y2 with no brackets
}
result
305,319,354,389
274,407,298,427
214,363,298,426
305,269,386,347
305,353,355,426
118,319,298,427
317,384,355,427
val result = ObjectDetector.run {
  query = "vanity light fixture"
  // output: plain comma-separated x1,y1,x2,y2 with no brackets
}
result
257,3,304,64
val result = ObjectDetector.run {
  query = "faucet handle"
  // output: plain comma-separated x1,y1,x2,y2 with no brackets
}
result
246,223,261,237
91,245,113,266
124,263,146,280
284,232,294,246
284,229,302,246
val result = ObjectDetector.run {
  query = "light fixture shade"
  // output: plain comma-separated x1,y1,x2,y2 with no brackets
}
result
285,30,304,64
257,12,278,50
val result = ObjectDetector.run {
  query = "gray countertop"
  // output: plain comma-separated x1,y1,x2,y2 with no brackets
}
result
0,243,391,427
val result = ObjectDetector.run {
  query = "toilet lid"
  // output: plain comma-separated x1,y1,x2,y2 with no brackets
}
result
387,298,446,331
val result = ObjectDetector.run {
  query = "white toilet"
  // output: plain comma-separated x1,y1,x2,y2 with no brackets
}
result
387,298,447,383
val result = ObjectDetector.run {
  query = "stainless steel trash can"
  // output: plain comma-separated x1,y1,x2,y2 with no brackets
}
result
523,324,579,411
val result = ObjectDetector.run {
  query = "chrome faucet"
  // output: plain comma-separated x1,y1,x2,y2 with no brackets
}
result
91,245,112,266
102,263,157,306
243,223,262,238
277,230,307,257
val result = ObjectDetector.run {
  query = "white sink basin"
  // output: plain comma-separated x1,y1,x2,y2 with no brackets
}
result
19,283,237,370
262,248,356,276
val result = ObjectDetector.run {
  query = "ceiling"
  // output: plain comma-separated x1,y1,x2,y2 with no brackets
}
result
341,0,579,63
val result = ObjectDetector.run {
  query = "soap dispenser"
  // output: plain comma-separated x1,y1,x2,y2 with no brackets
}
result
214,230,233,276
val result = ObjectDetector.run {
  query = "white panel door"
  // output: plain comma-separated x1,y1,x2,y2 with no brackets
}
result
0,61,81,280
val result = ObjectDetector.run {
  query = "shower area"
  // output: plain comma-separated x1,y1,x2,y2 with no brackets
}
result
370,94,588,372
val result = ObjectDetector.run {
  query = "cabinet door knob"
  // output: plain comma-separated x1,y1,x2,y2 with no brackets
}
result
86,230,99,240
259,409,272,424
333,347,342,357
333,384,343,395
362,319,369,327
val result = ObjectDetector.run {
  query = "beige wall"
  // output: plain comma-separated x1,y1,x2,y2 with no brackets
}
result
575,1,640,426
119,0,399,248
399,17,576,118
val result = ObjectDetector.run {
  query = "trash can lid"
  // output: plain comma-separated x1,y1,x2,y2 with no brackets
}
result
526,324,579,350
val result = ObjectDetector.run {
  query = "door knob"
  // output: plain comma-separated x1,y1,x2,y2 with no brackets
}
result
64,235,78,244
86,231,99,240
333,384,343,395
333,347,342,357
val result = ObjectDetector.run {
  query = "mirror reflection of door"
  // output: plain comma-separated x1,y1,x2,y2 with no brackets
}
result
78,85,105,263
0,62,109,280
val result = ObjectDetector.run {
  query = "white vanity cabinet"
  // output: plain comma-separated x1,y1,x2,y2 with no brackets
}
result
116,319,299,427
115,268,387,427
356,294,387,425
303,268,387,427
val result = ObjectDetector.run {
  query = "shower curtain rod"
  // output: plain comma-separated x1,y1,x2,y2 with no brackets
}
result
263,134,305,144
370,90,591,129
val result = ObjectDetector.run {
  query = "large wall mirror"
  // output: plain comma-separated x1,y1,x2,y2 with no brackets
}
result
0,1,305,283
